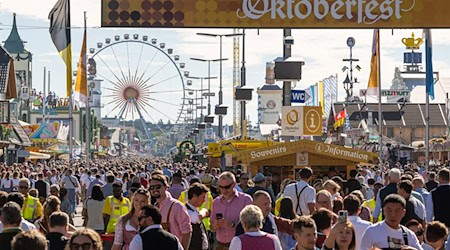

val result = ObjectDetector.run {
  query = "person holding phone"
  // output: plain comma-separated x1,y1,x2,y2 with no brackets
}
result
321,220,356,250
211,171,252,250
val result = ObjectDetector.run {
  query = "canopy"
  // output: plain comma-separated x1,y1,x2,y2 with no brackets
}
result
28,151,51,160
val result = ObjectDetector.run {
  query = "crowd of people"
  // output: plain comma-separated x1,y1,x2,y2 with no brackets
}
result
0,158,448,250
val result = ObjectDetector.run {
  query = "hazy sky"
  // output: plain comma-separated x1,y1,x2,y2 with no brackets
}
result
1,0,450,127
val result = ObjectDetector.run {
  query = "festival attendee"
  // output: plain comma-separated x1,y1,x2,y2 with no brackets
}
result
246,173,275,208
65,228,103,250
316,190,333,211
397,180,426,224
0,193,36,231
363,181,383,222
103,182,132,234
11,230,48,250
238,173,250,193
345,170,362,195
60,169,80,216
235,191,278,236
102,174,115,197
343,194,371,250
211,171,252,250
405,220,424,245
83,184,105,232
321,221,356,250
323,180,342,200
278,197,298,250
372,168,401,222
412,176,432,222
230,205,282,250
0,202,23,250
59,187,74,225
17,178,43,223
311,208,335,248
34,173,49,205
168,172,184,200
178,178,213,232
186,183,209,250
274,179,296,216
150,174,192,250
46,212,69,250
422,221,448,250
129,205,183,250
112,188,150,250
87,174,104,198
292,216,318,250
360,194,423,250
429,168,450,227
425,172,438,191
284,167,316,216
35,195,62,234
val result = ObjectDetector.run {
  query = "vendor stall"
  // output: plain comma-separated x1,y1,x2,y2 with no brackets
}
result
234,140,378,180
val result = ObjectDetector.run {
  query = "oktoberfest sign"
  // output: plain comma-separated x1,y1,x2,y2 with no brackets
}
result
281,106,322,136
102,0,450,28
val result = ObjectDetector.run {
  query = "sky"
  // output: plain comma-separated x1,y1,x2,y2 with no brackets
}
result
1,0,450,129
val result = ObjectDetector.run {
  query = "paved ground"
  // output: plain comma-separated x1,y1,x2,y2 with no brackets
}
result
73,203,84,228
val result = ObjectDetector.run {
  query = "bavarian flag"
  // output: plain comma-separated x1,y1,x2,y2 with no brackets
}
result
334,109,346,130
49,0,72,97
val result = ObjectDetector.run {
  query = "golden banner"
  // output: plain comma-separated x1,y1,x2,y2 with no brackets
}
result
235,139,378,164
101,0,450,28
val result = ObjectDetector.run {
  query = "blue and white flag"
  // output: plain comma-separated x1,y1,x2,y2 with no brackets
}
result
425,29,435,100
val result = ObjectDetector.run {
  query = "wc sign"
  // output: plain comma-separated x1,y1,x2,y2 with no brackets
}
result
291,90,309,103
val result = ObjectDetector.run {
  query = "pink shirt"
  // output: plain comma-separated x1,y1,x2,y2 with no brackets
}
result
211,191,253,243
157,192,192,241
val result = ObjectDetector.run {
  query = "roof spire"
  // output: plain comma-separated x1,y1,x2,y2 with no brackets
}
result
4,13,26,54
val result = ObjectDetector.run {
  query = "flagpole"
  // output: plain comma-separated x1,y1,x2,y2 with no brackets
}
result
377,31,383,162
426,83,430,170
47,70,50,121
84,11,90,169
43,67,46,123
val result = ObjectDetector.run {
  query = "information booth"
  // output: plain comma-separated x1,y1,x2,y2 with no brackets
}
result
234,140,378,180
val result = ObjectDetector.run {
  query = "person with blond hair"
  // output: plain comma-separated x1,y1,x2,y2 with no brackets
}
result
230,205,282,250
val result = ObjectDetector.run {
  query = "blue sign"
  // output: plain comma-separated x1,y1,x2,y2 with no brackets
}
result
291,90,306,103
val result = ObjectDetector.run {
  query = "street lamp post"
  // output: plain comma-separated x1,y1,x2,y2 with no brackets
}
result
197,32,243,138
190,58,224,116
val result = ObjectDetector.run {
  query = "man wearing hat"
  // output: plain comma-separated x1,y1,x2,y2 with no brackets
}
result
245,173,275,208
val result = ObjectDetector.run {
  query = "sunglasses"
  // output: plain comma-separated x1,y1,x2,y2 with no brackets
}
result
219,183,233,190
415,230,424,236
18,186,29,189
149,185,162,190
71,243,93,250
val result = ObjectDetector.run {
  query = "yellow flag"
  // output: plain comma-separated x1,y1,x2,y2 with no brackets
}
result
75,29,87,106
367,29,379,96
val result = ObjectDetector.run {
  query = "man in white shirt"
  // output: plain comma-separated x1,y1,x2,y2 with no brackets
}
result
343,194,371,250
186,183,209,250
360,194,423,250
283,167,316,216
129,205,183,250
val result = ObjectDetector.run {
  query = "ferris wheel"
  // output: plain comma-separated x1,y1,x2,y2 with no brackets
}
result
89,34,189,141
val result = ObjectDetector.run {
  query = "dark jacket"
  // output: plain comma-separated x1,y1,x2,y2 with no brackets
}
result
0,227,22,250
431,184,450,227
46,232,68,250
141,227,179,250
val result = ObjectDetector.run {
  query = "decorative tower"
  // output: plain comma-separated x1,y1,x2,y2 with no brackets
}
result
3,13,33,121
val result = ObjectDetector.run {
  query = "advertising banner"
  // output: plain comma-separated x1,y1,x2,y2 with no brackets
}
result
102,0,450,28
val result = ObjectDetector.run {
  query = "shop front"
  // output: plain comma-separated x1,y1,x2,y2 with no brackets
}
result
234,140,378,180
